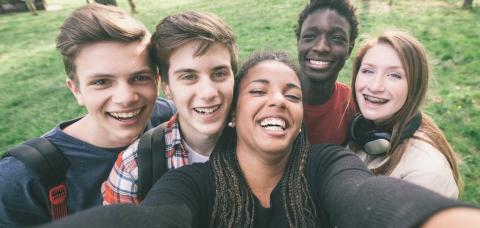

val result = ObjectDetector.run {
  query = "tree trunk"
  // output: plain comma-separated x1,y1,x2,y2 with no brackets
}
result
94,0,117,6
463,0,473,9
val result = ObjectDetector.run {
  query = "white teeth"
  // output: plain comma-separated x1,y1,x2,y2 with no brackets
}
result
309,59,331,67
364,95,388,104
260,118,286,131
109,109,141,120
194,105,220,114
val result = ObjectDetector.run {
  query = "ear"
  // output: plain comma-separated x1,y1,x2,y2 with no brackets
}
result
161,79,172,99
66,78,84,106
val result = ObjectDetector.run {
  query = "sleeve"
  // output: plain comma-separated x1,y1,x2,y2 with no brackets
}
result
38,204,192,228
0,156,51,226
308,144,469,228
101,140,141,205
140,163,213,228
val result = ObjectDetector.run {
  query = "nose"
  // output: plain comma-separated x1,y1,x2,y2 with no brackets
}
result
268,91,286,109
198,77,218,102
112,82,139,106
367,74,385,92
312,36,331,53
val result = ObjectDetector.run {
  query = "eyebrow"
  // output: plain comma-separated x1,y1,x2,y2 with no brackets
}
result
247,79,301,89
361,63,404,70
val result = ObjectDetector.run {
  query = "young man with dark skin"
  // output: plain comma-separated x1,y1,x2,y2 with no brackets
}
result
295,0,358,145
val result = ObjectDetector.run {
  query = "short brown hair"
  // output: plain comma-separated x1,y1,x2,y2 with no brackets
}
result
56,3,152,83
151,11,237,83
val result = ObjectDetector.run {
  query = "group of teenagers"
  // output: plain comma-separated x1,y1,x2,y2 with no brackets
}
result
1,0,479,227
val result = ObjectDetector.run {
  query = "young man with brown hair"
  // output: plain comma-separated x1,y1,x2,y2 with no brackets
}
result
0,4,174,226
102,11,237,205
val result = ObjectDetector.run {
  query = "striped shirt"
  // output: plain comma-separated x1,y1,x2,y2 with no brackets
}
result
101,114,189,205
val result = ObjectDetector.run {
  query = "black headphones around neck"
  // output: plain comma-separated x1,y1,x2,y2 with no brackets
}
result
348,112,422,156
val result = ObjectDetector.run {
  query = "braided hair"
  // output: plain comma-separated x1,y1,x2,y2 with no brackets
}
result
210,51,317,227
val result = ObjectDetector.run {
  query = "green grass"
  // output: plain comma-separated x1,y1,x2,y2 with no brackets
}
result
0,0,478,204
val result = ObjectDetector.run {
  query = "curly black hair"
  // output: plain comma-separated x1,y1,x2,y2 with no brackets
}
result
295,0,359,54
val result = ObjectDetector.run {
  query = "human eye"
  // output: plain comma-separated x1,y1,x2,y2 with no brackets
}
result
179,73,197,81
301,32,316,41
90,79,110,87
360,67,374,75
212,69,229,81
387,72,402,80
133,74,153,82
249,89,266,96
331,34,347,43
286,93,302,102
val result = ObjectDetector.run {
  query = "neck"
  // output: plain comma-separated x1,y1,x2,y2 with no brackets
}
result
301,76,336,105
180,127,221,157
63,115,135,148
236,143,291,208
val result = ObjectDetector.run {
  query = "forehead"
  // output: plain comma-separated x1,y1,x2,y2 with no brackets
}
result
362,43,403,67
241,61,300,87
168,41,232,72
75,40,151,80
301,8,351,36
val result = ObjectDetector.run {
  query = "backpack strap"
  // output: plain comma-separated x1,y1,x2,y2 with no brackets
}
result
5,137,69,220
137,122,167,200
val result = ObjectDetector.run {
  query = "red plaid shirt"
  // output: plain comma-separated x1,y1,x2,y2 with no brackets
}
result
101,114,189,205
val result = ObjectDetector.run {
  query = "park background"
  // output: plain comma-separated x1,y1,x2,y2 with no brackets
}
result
0,0,478,204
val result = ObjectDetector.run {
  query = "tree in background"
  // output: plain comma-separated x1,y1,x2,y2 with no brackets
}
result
86,0,136,14
93,0,117,5
463,0,473,9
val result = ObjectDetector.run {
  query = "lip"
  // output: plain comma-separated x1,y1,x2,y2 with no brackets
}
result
256,114,290,137
363,94,389,105
107,106,145,126
192,104,223,122
305,56,334,71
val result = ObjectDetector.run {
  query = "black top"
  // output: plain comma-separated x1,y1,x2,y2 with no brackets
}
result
141,144,466,228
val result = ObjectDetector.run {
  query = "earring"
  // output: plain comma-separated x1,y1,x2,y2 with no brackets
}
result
299,128,302,133
228,121,235,128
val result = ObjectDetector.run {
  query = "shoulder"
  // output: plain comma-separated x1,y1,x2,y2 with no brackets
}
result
0,156,33,182
148,97,176,129
0,156,48,226
400,135,453,174
335,82,351,94
391,135,458,198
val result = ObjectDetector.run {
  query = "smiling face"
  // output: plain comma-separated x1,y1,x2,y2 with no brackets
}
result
163,41,234,141
297,8,351,83
235,60,303,157
355,43,408,125
67,40,157,147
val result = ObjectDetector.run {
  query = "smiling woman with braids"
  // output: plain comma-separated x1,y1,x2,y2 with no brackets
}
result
138,51,474,227
42,51,479,228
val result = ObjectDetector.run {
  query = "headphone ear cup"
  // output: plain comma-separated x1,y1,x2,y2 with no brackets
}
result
363,132,391,156
349,115,391,156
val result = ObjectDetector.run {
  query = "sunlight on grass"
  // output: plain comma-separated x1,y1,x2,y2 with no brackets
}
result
0,0,478,204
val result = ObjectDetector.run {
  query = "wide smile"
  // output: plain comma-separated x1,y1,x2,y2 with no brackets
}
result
258,116,289,132
363,94,389,105
193,104,221,115
107,108,143,121
306,58,334,71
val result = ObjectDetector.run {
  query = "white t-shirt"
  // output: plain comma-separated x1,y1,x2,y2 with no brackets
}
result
182,140,210,165
355,132,459,199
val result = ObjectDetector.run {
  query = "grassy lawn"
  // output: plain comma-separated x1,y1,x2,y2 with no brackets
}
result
0,0,478,204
